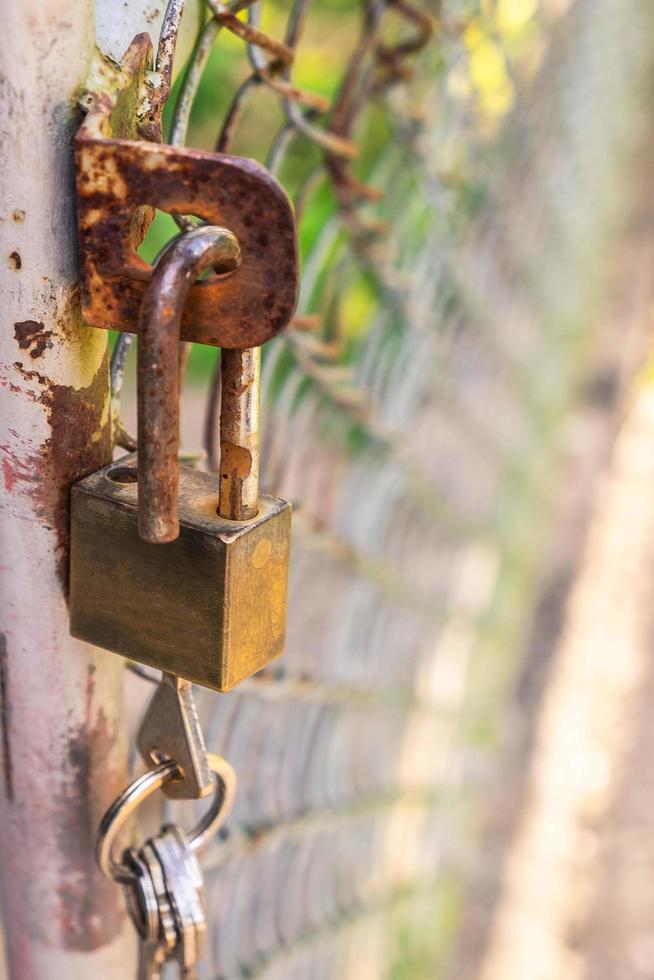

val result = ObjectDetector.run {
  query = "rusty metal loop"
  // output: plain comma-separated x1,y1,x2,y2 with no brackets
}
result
246,3,358,160
96,753,237,885
137,225,240,543
206,0,294,65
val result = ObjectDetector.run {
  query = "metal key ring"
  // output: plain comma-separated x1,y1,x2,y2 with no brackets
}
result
96,753,236,884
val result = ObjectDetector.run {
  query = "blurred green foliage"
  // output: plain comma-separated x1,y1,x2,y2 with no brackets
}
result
133,0,539,385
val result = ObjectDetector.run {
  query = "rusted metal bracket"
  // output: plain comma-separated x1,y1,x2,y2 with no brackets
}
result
75,35,298,349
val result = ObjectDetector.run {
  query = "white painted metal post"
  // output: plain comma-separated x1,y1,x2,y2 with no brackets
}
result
0,3,134,977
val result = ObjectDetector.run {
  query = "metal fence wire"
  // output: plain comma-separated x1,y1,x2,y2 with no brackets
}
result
112,0,654,976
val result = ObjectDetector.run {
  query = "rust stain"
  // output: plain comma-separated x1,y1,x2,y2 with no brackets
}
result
13,361,48,386
221,441,256,522
56,664,125,949
221,441,253,479
0,633,13,802
6,347,121,948
14,320,54,359
2,457,18,493
1,443,41,495
46,351,112,590
9,350,111,590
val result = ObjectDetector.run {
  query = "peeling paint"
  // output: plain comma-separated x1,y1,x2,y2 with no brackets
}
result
91,387,111,443
14,320,54,359
5,350,112,589
12,290,109,390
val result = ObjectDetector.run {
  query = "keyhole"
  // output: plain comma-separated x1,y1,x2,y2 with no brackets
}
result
106,466,138,484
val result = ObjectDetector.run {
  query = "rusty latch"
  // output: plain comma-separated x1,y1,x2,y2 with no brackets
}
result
75,35,298,349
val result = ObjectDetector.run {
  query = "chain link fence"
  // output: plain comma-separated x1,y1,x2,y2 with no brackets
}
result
111,0,654,975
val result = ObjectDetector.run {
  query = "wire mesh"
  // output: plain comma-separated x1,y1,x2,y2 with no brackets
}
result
113,0,654,975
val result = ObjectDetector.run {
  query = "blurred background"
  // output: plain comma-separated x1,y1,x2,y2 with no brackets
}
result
111,0,654,976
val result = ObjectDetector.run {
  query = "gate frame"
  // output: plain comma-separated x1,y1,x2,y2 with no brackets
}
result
0,3,198,976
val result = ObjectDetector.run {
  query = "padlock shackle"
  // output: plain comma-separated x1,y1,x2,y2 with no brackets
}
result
218,348,261,521
137,226,240,543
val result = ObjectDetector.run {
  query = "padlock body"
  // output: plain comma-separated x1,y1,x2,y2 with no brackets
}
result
70,454,291,691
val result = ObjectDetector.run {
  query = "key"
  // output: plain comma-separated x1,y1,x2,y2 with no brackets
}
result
137,671,214,800
151,826,207,976
124,825,209,979
141,840,178,956
97,756,236,979
137,936,166,980
123,847,158,943
127,841,176,979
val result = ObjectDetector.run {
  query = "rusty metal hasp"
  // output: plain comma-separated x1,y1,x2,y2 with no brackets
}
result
75,35,298,349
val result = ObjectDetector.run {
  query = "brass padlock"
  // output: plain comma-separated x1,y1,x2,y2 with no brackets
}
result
69,452,291,691
70,223,294,692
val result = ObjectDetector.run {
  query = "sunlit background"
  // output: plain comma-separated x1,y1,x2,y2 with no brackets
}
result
113,0,654,976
